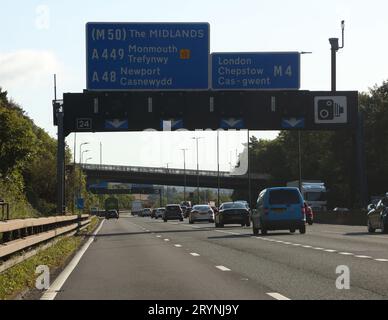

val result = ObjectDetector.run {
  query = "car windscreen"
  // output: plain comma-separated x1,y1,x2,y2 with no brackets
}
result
167,206,180,211
193,205,210,211
269,189,301,205
222,203,246,209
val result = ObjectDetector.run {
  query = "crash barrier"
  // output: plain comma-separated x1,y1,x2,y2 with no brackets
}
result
313,210,367,226
0,214,90,261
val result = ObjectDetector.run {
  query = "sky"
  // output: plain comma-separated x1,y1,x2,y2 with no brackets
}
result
1,0,388,172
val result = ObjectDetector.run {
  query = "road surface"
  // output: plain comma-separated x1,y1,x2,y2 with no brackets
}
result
51,213,388,300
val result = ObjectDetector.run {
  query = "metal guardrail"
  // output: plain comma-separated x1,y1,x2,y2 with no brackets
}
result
0,214,90,260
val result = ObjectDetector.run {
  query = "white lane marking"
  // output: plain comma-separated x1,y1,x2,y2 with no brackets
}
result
145,230,150,232
302,245,312,248
324,249,337,253
156,235,161,238
375,259,388,262
40,219,105,300
174,244,182,248
292,243,302,246
283,242,292,245
164,239,170,242
338,252,354,256
190,253,200,257
267,292,291,300
215,230,240,235
216,265,231,272
313,247,325,250
355,255,372,259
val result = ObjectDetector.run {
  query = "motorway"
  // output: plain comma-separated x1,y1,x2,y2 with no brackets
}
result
49,212,388,300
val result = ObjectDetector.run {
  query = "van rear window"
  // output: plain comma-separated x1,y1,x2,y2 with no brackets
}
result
269,190,300,205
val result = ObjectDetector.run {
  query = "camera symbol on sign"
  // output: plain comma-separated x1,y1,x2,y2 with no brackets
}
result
314,96,347,124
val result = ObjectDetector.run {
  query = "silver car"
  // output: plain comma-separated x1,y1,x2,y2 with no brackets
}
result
189,205,214,224
155,208,165,219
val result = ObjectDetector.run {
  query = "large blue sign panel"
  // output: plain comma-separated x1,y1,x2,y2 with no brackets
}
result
86,23,210,90
211,52,300,90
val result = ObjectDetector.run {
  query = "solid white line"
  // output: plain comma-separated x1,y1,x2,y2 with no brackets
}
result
216,265,231,272
40,219,105,300
174,244,182,248
190,253,200,257
355,255,372,259
267,292,291,300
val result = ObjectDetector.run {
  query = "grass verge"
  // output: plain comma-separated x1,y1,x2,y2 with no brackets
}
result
0,216,100,300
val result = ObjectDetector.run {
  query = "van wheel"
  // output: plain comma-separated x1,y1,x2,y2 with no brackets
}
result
367,220,375,233
290,228,296,233
246,221,251,227
189,219,194,224
180,218,183,222
164,219,167,223
299,225,306,234
261,228,267,235
253,226,259,235
381,220,388,234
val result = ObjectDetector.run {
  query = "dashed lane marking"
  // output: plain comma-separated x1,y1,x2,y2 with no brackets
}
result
216,265,231,272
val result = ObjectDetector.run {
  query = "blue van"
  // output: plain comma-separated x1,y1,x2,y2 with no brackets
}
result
251,187,306,235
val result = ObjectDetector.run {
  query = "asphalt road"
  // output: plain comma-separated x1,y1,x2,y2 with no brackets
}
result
52,213,388,300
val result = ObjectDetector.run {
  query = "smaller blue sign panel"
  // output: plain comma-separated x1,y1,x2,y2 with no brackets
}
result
220,118,245,129
281,118,305,129
76,198,84,210
212,52,300,90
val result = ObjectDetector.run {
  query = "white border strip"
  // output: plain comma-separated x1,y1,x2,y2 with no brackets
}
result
40,219,105,300
267,292,291,300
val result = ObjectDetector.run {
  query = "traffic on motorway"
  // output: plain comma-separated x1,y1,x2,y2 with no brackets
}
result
97,189,388,236
123,187,311,236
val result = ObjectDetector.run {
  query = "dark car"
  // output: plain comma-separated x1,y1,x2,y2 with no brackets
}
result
105,209,119,219
142,208,152,217
163,204,184,222
215,202,250,228
367,199,388,233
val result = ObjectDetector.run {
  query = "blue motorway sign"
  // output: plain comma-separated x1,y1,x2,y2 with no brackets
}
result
86,22,210,90
211,52,300,90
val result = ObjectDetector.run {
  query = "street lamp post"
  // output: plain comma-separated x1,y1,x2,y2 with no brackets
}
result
180,149,188,202
166,163,171,205
217,131,220,208
192,137,203,204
